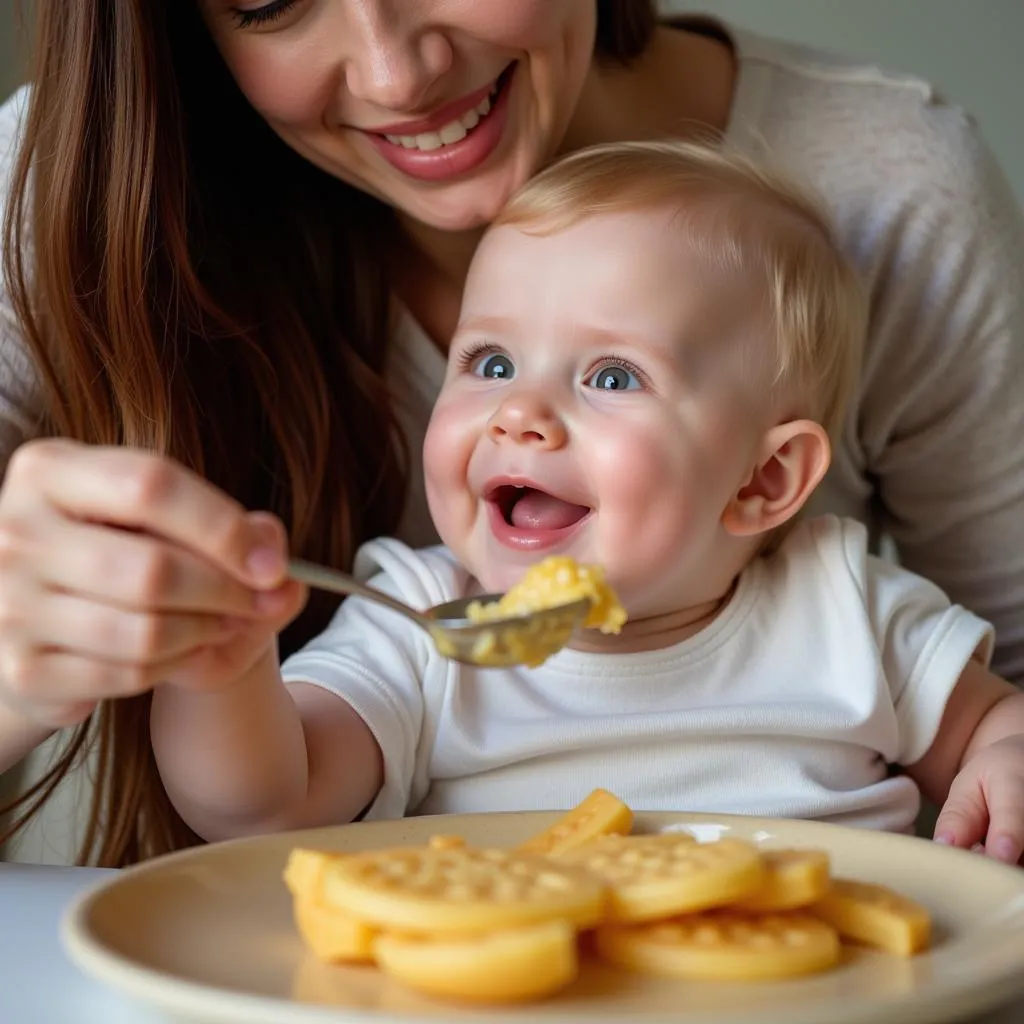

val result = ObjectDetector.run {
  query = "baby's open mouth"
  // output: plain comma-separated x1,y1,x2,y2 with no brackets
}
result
489,484,591,531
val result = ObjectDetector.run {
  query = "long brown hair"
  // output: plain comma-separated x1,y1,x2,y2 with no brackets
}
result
0,0,657,867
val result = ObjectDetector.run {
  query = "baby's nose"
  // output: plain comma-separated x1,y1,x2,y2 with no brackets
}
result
486,394,567,450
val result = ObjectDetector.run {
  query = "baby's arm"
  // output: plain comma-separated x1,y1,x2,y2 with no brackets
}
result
906,658,1024,861
151,649,382,842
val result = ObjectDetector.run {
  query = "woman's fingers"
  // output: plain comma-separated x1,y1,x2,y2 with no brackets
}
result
3,589,240,665
0,513,270,618
0,440,287,588
0,440,303,719
0,596,301,720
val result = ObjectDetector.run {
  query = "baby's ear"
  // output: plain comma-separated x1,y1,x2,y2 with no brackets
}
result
721,420,831,537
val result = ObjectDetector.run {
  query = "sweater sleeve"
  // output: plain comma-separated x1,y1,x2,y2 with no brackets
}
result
725,29,1024,683
853,105,1024,684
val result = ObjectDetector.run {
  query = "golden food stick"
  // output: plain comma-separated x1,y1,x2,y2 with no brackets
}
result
810,879,931,956
736,849,831,912
516,788,634,857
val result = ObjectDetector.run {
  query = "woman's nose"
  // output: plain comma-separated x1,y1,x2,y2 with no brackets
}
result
342,1,453,110
487,394,568,451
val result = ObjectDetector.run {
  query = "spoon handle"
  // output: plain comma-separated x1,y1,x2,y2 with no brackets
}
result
287,558,430,629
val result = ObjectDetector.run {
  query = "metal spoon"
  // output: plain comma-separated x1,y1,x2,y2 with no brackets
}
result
287,558,591,668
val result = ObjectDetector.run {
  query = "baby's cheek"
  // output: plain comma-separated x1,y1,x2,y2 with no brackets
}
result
595,438,684,523
423,402,481,534
591,431,683,520
423,414,459,502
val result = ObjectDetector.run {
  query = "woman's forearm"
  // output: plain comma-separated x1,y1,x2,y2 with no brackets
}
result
150,647,310,841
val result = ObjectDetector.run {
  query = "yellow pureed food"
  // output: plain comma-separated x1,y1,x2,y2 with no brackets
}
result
469,556,626,633
285,789,933,1005
461,556,628,667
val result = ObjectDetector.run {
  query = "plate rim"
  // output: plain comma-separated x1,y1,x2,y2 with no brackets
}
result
61,811,1024,1024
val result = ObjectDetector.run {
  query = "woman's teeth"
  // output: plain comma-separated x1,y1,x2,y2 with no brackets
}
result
383,85,498,152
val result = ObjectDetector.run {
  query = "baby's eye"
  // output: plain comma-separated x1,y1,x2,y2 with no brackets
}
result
585,363,641,392
473,352,515,380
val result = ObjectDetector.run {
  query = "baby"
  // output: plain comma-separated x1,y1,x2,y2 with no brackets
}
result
152,141,1024,863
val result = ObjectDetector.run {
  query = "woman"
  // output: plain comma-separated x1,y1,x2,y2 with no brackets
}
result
0,1,1021,866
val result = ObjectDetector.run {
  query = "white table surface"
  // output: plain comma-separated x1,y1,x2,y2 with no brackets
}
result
5,862,1024,1024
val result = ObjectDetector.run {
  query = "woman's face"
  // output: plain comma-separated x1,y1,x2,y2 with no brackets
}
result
200,0,597,230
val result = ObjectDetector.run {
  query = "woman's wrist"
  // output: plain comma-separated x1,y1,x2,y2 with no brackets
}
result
0,695,55,776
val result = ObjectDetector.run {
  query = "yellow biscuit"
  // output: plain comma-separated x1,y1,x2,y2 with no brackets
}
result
555,834,764,922
293,893,377,963
374,919,578,1003
596,910,841,981
428,835,466,851
516,789,634,857
737,849,831,912
810,879,931,956
283,847,343,899
284,848,378,962
320,845,607,935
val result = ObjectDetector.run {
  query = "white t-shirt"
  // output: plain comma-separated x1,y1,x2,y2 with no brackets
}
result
1,23,1022,860
282,516,993,835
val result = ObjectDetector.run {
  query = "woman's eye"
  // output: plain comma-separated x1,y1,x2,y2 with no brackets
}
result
585,363,641,391
231,0,299,29
473,353,515,380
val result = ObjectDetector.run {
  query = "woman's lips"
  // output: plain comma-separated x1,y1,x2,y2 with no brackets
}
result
370,78,497,137
365,65,515,183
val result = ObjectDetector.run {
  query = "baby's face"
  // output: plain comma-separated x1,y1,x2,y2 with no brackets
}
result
424,210,777,616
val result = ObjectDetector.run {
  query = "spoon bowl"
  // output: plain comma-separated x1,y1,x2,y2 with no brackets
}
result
287,559,591,667
424,592,592,666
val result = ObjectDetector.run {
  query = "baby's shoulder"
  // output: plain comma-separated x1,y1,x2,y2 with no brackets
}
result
761,515,952,623
763,514,871,583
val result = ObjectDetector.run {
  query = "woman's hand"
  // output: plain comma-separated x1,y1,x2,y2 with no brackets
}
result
0,439,306,730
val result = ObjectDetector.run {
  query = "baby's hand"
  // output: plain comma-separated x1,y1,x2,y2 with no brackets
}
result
933,736,1024,864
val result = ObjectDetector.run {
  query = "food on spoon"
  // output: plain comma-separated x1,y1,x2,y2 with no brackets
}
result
455,556,627,667
467,555,626,634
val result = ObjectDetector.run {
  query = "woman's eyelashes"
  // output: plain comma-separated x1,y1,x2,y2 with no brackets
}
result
230,0,301,30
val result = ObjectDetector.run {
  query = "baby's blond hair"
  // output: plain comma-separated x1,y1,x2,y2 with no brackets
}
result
493,140,866,442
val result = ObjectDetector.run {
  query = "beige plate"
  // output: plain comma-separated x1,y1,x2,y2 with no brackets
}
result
63,812,1024,1024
